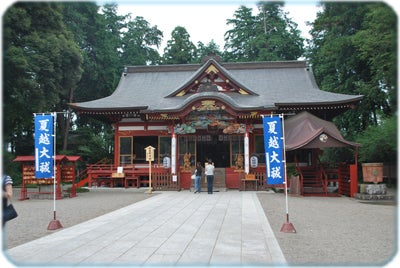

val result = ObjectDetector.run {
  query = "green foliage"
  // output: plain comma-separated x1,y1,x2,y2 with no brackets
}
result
68,125,114,164
121,16,163,65
307,2,397,135
196,40,222,62
356,116,397,163
163,26,197,64
319,147,357,165
2,151,22,186
3,2,82,155
223,2,304,62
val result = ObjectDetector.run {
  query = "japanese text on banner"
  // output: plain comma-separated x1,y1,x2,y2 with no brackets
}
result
263,116,285,184
34,114,54,178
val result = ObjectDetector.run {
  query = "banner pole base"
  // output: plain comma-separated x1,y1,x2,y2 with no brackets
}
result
47,211,63,230
47,220,63,230
280,213,296,233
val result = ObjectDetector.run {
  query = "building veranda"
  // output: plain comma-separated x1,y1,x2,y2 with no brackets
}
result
69,56,363,196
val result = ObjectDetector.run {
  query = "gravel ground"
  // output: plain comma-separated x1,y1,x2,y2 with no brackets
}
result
2,187,397,266
257,190,397,266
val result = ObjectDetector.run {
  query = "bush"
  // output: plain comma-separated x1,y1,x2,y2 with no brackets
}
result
356,115,397,163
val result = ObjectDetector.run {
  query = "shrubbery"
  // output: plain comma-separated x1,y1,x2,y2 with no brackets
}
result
356,115,397,163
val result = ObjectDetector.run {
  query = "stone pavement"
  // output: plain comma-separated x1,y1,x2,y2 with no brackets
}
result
4,191,286,266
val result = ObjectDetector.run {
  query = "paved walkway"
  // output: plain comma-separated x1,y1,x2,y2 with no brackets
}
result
5,191,286,266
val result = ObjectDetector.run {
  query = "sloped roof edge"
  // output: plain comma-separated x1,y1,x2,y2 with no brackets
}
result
284,111,361,150
165,58,259,97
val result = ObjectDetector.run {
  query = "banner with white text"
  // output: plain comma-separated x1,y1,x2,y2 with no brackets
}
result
263,115,284,184
34,114,54,178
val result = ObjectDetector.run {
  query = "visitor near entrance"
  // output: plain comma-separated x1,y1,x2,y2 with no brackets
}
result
194,162,202,193
205,160,215,194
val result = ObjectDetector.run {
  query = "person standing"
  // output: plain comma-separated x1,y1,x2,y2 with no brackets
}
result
205,159,215,194
2,174,13,226
194,162,202,193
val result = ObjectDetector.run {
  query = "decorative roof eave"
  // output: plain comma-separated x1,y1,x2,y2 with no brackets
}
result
166,58,258,97
69,104,146,115
69,102,147,111
153,94,266,115
278,103,357,110
276,94,363,107
277,102,359,120
68,104,147,123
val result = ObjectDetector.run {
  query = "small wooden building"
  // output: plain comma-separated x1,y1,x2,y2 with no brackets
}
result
13,155,81,199
69,57,362,195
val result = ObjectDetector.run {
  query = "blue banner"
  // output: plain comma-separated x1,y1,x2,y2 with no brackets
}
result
34,114,54,178
263,115,285,184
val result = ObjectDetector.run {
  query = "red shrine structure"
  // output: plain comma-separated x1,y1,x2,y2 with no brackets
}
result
13,155,81,200
69,56,362,196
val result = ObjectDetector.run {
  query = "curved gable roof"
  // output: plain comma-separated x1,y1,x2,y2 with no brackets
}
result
69,58,363,119
166,58,258,97
285,111,361,150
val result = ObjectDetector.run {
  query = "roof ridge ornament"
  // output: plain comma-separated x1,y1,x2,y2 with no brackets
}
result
201,54,222,63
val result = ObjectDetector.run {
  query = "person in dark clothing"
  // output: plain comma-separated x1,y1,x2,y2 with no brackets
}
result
194,162,203,193
2,174,13,226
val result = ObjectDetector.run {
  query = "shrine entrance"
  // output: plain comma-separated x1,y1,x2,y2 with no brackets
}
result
196,135,230,168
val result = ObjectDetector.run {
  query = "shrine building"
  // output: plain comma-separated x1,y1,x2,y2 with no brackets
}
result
69,56,362,196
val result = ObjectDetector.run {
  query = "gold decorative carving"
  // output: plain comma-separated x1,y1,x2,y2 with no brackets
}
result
235,154,244,170
205,64,219,74
238,88,249,95
196,100,219,111
183,152,191,171
176,90,186,96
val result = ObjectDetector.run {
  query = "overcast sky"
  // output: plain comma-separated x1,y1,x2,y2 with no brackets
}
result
1,0,398,52
116,0,322,51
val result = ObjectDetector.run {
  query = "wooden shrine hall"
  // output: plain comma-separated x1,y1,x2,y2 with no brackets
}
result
69,56,363,196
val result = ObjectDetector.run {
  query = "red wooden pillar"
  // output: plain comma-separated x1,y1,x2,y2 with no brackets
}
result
349,164,358,197
56,160,63,200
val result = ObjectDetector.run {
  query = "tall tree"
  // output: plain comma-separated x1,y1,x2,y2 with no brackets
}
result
121,15,163,66
352,3,397,115
3,2,82,155
224,2,304,62
90,3,127,97
223,5,256,61
61,3,126,159
61,2,100,151
196,40,222,62
307,2,396,137
162,26,197,64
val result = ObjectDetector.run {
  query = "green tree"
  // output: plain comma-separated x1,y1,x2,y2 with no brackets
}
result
89,3,126,97
162,26,197,64
352,3,397,115
224,2,304,62
356,116,397,163
196,40,222,62
3,2,82,155
121,16,163,66
70,3,128,148
223,5,256,61
307,2,396,137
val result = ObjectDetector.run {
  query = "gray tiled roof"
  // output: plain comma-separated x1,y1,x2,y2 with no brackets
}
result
69,59,362,112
